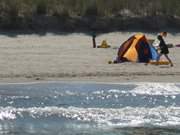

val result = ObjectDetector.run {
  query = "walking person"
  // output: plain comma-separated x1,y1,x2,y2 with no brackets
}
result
156,32,173,67
91,31,96,48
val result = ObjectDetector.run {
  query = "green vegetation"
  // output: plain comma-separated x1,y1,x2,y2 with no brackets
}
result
0,0,180,32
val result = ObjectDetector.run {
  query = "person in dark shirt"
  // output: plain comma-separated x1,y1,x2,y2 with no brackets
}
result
156,32,173,67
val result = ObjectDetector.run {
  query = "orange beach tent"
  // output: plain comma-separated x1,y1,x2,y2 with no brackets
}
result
115,34,158,63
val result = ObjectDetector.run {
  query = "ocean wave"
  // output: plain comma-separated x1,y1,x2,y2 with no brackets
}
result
86,83,180,97
131,83,180,95
1,83,179,99
1,106,180,128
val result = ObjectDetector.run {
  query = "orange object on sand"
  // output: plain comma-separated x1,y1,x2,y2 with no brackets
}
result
97,40,111,48
149,61,170,65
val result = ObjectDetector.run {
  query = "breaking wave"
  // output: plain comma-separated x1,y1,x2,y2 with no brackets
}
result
1,106,180,128
132,83,180,95
1,82,180,135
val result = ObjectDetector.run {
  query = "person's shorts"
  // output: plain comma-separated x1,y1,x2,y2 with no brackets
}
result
160,47,169,54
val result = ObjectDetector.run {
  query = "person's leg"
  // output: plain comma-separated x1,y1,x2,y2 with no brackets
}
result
156,53,162,62
164,54,173,67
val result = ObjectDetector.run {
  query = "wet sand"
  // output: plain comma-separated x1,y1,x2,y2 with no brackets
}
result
0,32,180,83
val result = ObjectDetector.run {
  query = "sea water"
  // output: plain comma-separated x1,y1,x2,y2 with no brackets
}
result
0,82,180,135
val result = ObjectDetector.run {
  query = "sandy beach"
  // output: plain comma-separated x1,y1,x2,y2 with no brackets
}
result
0,32,180,83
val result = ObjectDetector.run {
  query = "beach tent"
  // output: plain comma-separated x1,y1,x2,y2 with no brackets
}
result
115,34,158,63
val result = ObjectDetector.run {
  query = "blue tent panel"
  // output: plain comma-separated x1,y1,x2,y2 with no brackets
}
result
149,45,159,60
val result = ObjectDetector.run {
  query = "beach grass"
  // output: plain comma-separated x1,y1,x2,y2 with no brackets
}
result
0,0,180,31
0,0,180,17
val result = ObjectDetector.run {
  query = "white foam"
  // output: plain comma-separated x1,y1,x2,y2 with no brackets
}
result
0,107,16,120
1,106,180,128
132,83,180,95
108,89,122,93
91,83,180,97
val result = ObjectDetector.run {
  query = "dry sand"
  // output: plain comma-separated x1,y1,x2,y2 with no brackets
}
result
0,32,180,83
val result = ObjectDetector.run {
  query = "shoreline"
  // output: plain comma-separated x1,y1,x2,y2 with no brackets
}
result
0,77,180,85
0,72,179,83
